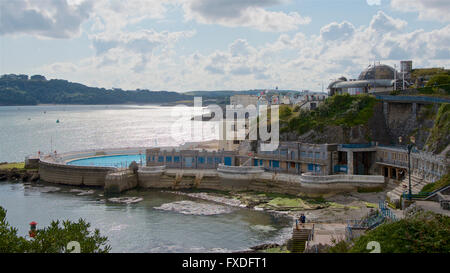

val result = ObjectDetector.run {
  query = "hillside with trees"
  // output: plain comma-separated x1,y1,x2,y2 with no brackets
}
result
0,74,193,105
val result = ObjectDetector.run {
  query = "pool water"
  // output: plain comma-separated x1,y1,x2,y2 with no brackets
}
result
67,154,146,168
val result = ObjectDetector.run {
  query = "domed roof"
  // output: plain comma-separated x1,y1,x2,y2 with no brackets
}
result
358,64,397,81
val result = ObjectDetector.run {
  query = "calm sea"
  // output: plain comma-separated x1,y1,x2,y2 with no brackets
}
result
0,105,291,253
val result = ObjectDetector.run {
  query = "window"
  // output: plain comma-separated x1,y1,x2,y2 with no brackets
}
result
198,157,205,164
174,156,180,163
207,157,213,164
158,156,164,162
215,157,221,163
166,156,172,163
315,152,320,159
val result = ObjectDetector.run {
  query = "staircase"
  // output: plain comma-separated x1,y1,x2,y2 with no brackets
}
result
387,173,429,204
291,226,312,253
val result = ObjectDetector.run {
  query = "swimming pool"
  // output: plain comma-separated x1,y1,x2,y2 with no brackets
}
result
67,154,146,168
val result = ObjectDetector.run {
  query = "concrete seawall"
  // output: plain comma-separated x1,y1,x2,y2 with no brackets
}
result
135,165,385,196
39,160,114,186
38,159,385,196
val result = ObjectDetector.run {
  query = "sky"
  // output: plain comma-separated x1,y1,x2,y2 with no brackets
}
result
0,0,449,92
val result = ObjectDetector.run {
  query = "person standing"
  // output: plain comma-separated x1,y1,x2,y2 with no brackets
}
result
300,213,306,224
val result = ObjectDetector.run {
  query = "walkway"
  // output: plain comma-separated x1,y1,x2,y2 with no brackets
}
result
415,201,450,217
375,95,450,104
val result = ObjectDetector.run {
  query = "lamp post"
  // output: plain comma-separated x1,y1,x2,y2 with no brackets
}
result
407,136,416,201
407,144,413,200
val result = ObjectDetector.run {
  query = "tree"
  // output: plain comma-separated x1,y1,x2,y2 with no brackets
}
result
0,206,111,253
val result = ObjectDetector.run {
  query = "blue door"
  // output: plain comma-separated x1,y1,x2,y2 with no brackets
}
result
272,161,280,168
224,157,232,166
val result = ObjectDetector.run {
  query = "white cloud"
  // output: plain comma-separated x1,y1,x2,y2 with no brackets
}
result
369,11,407,33
320,21,355,41
0,0,93,38
391,0,450,22
182,0,311,32
38,12,450,92
90,0,173,33
89,29,195,72
367,0,381,6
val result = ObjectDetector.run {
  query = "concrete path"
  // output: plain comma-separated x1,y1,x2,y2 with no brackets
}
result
415,201,450,217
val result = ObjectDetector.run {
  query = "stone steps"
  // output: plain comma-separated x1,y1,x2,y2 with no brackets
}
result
387,174,431,203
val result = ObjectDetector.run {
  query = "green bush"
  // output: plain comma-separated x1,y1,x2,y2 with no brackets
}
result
0,206,111,253
350,211,450,253
282,94,376,135
421,74,450,95
421,173,450,194
328,211,450,253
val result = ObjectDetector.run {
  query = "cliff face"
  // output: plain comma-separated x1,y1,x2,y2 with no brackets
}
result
425,103,450,156
281,101,392,145
281,99,448,156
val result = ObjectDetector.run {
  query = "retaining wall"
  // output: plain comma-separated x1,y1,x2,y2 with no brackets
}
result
39,160,114,186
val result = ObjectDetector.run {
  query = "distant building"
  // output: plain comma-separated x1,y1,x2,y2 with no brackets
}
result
280,95,291,105
230,95,259,108
328,61,413,96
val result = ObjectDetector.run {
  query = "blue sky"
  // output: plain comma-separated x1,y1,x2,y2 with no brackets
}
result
0,0,449,92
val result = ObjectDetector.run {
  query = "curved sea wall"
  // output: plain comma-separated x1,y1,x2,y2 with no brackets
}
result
36,150,386,196
39,160,114,186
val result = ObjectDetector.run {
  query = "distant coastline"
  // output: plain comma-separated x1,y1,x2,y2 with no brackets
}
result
0,74,303,106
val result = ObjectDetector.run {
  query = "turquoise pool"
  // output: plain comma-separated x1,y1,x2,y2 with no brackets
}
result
67,154,146,168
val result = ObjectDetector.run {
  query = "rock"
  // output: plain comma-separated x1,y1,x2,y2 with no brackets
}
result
21,173,31,182
108,197,143,204
154,200,233,215
250,243,280,251
129,161,139,174
9,172,21,180
30,173,40,182
0,175,7,181
69,189,95,196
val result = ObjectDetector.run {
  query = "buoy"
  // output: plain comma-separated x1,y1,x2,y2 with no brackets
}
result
56,119,60,123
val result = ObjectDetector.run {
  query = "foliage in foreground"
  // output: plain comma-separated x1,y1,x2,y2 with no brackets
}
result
327,211,450,253
0,206,111,253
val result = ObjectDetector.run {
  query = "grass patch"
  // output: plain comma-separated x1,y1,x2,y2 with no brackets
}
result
0,162,25,170
262,247,290,253
364,202,378,208
280,94,376,135
267,197,307,208
420,173,450,194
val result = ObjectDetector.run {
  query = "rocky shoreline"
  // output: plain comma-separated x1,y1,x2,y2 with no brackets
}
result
0,164,39,183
